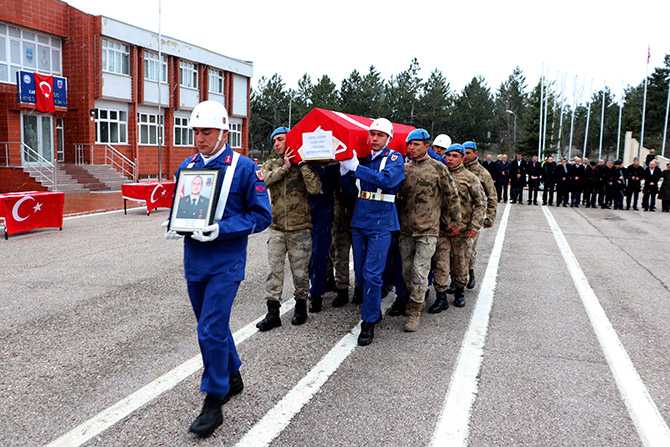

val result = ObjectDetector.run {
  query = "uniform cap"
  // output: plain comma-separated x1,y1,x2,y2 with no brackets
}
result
463,141,477,150
405,128,430,143
189,100,229,130
432,134,452,149
445,143,466,156
271,126,290,142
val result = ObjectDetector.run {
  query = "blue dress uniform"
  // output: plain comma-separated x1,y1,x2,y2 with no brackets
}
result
309,164,338,299
341,149,405,323
174,144,271,398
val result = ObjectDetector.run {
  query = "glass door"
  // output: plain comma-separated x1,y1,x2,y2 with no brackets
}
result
21,114,53,164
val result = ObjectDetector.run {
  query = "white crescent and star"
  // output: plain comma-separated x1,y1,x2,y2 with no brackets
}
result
11,196,42,222
150,184,165,203
39,81,52,98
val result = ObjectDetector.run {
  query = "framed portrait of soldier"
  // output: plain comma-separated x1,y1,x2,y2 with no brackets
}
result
169,169,221,234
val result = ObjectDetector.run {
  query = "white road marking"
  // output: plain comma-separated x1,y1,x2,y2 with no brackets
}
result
234,293,396,447
542,206,670,447
45,301,296,447
431,202,512,447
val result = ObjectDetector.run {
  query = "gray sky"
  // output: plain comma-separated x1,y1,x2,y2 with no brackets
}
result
64,0,669,104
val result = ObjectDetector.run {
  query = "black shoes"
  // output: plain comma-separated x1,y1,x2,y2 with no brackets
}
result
358,321,375,346
389,294,408,316
223,370,244,404
325,275,337,293
256,300,281,331
332,288,349,307
309,295,322,313
454,287,466,308
466,269,476,289
428,291,449,314
189,394,224,436
352,285,363,304
292,298,307,325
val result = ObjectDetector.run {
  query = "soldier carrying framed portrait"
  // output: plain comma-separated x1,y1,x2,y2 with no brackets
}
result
169,168,221,234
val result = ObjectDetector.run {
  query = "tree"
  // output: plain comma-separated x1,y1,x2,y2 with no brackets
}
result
249,74,289,154
584,87,620,159
450,76,496,147
310,74,340,111
386,58,423,125
340,69,367,116
519,79,556,158
417,69,452,137
495,67,527,152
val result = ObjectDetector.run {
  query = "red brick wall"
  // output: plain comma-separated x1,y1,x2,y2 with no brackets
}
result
0,167,50,193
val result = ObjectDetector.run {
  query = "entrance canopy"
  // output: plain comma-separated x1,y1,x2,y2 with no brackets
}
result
286,108,415,162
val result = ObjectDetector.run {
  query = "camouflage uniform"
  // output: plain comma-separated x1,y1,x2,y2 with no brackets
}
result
261,158,322,301
434,162,485,290
331,179,356,289
465,157,498,269
398,153,461,305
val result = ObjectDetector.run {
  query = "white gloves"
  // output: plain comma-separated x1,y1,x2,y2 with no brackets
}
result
340,151,359,173
191,223,219,242
161,220,182,240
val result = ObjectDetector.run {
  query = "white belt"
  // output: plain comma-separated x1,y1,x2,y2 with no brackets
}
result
358,191,395,202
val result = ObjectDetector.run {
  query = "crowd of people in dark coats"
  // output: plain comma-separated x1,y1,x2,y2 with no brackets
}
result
477,152,670,212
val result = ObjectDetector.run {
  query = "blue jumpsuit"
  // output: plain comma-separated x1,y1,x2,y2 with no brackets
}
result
427,147,446,165
341,149,405,323
174,144,271,397
309,164,338,297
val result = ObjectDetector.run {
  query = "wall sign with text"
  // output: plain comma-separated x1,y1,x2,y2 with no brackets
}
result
17,70,68,111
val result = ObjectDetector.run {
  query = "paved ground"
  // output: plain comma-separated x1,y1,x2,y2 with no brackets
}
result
1,201,669,446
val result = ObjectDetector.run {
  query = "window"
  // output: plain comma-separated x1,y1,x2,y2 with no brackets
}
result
95,108,128,144
102,38,130,75
179,60,198,89
229,122,242,148
144,50,167,82
0,23,63,83
138,112,164,145
174,117,193,146
209,68,224,94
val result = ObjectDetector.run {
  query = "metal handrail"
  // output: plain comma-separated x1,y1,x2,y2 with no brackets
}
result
75,143,137,182
21,142,56,189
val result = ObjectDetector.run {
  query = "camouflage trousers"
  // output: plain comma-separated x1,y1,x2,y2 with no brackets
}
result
433,235,473,291
330,225,352,290
399,234,437,305
265,228,312,301
469,233,480,269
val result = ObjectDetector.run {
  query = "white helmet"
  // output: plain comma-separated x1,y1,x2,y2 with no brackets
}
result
433,134,452,149
369,118,394,141
188,100,229,130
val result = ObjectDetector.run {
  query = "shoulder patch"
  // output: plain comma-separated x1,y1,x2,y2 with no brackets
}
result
255,182,267,195
225,155,232,165
255,169,264,181
190,154,198,162
383,149,390,156
391,154,398,162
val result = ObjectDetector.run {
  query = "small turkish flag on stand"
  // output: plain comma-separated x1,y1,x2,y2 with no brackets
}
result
0,192,64,237
34,73,56,113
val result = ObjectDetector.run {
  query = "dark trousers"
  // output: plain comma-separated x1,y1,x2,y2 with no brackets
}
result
527,181,540,203
626,184,640,209
597,185,607,206
496,181,509,202
570,190,581,206
511,185,524,203
542,184,555,205
353,228,392,323
642,188,658,210
309,224,332,297
582,188,594,206
556,185,569,205
662,199,670,212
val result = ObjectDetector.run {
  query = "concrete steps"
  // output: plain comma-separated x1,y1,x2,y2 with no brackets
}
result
24,164,133,193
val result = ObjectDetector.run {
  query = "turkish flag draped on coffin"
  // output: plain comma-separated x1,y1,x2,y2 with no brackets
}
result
285,108,415,163
0,192,64,235
34,73,56,113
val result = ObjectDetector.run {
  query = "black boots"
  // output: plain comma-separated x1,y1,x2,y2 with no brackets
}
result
389,294,408,316
292,298,307,325
352,285,363,304
428,291,449,314
256,300,281,331
466,269,476,289
358,321,375,346
454,287,466,307
332,288,349,307
189,394,225,436
446,276,456,294
309,295,322,313
223,370,244,404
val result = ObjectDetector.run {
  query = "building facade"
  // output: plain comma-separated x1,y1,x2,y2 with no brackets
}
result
0,0,252,192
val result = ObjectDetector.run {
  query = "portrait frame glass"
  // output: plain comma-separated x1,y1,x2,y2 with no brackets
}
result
168,168,221,234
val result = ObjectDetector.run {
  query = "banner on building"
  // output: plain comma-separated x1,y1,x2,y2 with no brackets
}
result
17,71,68,110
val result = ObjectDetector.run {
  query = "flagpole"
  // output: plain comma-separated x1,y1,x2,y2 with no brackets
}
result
582,78,593,159
557,72,566,157
639,44,650,159
568,75,578,159
662,76,670,158
542,69,550,157
157,0,163,181
598,80,606,160
616,80,623,160
538,64,544,158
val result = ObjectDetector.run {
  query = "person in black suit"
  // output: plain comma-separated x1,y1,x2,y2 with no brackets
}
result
509,153,527,204
555,158,571,207
496,154,511,202
584,161,598,208
642,159,662,211
526,155,542,205
482,154,498,186
660,163,670,212
569,157,584,207
625,157,644,210
611,160,627,210
594,159,608,207
542,156,557,205
178,175,210,219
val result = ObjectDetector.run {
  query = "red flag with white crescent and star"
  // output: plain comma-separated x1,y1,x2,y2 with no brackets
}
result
34,73,56,113
0,192,64,235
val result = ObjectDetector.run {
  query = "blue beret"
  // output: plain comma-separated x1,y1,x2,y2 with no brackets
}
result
463,141,477,150
445,144,466,156
405,128,431,143
271,126,290,142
